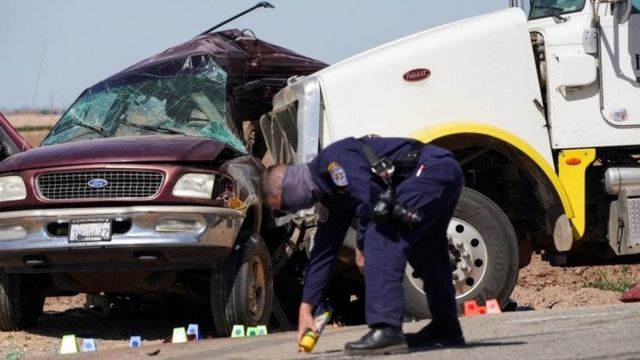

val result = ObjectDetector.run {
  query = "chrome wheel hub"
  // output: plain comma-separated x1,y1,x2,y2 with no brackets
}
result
405,217,489,299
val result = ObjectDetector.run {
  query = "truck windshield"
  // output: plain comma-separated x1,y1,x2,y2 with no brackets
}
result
529,0,586,19
42,55,246,153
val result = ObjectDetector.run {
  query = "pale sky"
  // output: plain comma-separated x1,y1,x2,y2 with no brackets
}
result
0,1,510,110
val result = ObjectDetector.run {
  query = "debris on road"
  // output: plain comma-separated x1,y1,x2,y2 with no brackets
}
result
620,283,640,302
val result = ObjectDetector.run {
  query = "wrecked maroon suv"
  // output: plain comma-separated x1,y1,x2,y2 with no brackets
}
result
0,29,325,335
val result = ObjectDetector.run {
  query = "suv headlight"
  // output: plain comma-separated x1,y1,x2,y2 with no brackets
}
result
0,176,26,202
172,173,215,199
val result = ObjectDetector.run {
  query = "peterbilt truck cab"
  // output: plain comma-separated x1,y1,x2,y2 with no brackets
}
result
259,0,640,318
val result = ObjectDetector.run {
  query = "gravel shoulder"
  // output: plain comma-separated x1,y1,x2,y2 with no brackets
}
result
511,254,639,309
1,254,638,358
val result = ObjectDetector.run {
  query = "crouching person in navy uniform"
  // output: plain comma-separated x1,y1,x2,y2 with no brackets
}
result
262,136,465,356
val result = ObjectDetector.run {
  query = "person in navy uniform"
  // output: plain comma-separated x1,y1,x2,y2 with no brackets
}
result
262,136,465,356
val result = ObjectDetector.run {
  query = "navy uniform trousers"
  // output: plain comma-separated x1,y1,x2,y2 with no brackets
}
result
302,137,463,328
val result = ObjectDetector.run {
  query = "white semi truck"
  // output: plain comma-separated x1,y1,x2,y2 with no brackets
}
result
259,0,640,317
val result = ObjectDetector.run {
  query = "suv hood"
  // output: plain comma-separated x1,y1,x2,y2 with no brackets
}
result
0,135,238,172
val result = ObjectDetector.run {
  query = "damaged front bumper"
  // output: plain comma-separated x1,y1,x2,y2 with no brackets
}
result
0,205,243,273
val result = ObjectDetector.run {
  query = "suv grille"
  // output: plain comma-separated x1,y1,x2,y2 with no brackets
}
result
37,170,164,200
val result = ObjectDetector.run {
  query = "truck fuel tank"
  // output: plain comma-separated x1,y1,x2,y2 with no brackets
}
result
604,168,640,195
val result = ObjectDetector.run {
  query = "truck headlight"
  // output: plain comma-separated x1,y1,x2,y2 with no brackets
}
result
172,173,215,199
0,176,26,202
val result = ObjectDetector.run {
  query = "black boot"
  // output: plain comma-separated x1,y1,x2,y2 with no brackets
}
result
344,326,408,356
405,322,465,349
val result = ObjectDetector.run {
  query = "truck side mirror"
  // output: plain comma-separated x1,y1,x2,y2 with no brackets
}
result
614,0,632,24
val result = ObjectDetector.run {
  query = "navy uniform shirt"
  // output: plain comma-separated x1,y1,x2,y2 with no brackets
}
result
301,137,451,305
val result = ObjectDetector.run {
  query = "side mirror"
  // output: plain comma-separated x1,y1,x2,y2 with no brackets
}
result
614,0,632,24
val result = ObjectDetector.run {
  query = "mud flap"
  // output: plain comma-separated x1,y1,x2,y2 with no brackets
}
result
553,214,573,252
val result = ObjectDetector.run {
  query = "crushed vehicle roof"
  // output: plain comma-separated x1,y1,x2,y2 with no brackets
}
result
96,29,327,89
40,29,327,152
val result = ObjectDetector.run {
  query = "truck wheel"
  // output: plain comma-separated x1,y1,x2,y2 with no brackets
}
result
403,187,518,318
211,231,273,336
0,273,44,330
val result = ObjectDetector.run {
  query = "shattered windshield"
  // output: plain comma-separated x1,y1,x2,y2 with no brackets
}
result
42,55,246,153
529,0,585,19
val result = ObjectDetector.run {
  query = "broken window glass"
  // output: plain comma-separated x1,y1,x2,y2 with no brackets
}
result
43,55,246,153
260,102,298,164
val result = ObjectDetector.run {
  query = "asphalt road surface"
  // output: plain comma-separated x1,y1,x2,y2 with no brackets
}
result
49,302,640,359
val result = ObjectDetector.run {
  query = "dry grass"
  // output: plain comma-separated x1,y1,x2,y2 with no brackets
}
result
4,112,58,146
5,112,58,128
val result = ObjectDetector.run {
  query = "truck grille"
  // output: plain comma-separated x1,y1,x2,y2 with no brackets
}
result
37,170,164,200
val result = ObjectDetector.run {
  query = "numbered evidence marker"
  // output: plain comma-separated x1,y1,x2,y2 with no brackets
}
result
187,324,202,341
129,336,142,348
231,325,245,338
256,325,268,336
59,335,79,354
81,338,97,352
486,299,502,314
172,327,188,343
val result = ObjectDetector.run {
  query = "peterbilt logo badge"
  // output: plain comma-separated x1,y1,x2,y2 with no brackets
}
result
403,68,431,82
87,179,109,189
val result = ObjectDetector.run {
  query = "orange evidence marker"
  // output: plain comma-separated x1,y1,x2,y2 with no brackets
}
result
463,300,487,317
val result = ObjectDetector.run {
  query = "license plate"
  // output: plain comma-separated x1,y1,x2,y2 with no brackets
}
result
69,219,112,242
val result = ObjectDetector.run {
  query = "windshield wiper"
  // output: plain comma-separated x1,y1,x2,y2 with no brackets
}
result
73,120,109,137
534,5,569,22
121,119,186,135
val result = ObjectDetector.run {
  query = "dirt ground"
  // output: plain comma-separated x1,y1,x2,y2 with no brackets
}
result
0,255,637,358
511,254,637,309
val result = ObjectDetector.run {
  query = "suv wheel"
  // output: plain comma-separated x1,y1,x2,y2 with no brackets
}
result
0,273,45,330
210,231,273,336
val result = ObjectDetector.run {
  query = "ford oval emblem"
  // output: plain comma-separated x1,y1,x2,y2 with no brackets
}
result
403,68,431,82
87,179,109,189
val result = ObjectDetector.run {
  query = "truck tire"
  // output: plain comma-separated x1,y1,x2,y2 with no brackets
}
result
403,187,518,319
0,273,44,330
211,231,273,336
